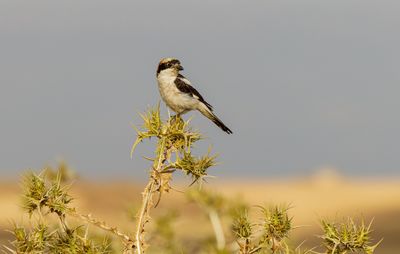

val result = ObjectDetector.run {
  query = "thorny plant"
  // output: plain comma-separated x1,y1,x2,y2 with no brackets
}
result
232,205,295,254
130,105,217,254
3,106,217,254
3,169,134,254
316,218,382,254
230,205,381,254
3,106,382,254
187,189,311,254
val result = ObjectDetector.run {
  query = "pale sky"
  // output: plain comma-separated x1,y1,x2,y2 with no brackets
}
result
1,0,399,179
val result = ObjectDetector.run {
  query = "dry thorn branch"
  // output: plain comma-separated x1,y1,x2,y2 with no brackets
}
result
68,210,135,252
131,105,217,253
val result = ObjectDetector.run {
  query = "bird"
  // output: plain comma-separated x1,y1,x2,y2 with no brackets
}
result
156,58,232,134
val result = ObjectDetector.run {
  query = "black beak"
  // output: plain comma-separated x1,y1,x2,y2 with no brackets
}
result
177,65,184,71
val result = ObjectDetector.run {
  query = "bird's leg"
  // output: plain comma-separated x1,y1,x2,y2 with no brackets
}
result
170,113,182,124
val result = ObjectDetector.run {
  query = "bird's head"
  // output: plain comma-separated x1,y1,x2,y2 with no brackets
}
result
157,58,184,76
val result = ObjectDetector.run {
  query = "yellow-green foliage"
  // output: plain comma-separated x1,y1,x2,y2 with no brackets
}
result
3,106,382,254
231,205,294,254
319,218,382,254
261,205,292,242
131,105,217,254
232,209,252,240
131,105,215,184
6,172,112,254
21,172,73,217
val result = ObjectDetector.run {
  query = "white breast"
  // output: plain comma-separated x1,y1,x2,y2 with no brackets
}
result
157,70,199,114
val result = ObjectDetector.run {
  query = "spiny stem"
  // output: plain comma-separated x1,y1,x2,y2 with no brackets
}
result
68,210,135,250
58,214,69,233
135,139,171,254
135,180,157,254
243,238,250,254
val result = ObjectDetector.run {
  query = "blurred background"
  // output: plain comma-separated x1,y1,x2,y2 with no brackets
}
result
1,0,399,252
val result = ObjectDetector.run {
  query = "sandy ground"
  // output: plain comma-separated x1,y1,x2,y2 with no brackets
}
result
1,170,399,253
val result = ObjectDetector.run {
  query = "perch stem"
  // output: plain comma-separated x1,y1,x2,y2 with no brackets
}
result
135,139,171,254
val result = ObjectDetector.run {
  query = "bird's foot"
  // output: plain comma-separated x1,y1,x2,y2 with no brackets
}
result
170,114,183,125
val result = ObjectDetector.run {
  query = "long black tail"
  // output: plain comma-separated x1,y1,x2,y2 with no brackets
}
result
198,104,233,134
211,114,233,134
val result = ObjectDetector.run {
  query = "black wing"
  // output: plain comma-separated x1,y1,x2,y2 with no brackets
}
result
174,74,213,110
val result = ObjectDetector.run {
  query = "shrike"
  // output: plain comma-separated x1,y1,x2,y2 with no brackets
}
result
156,58,232,134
